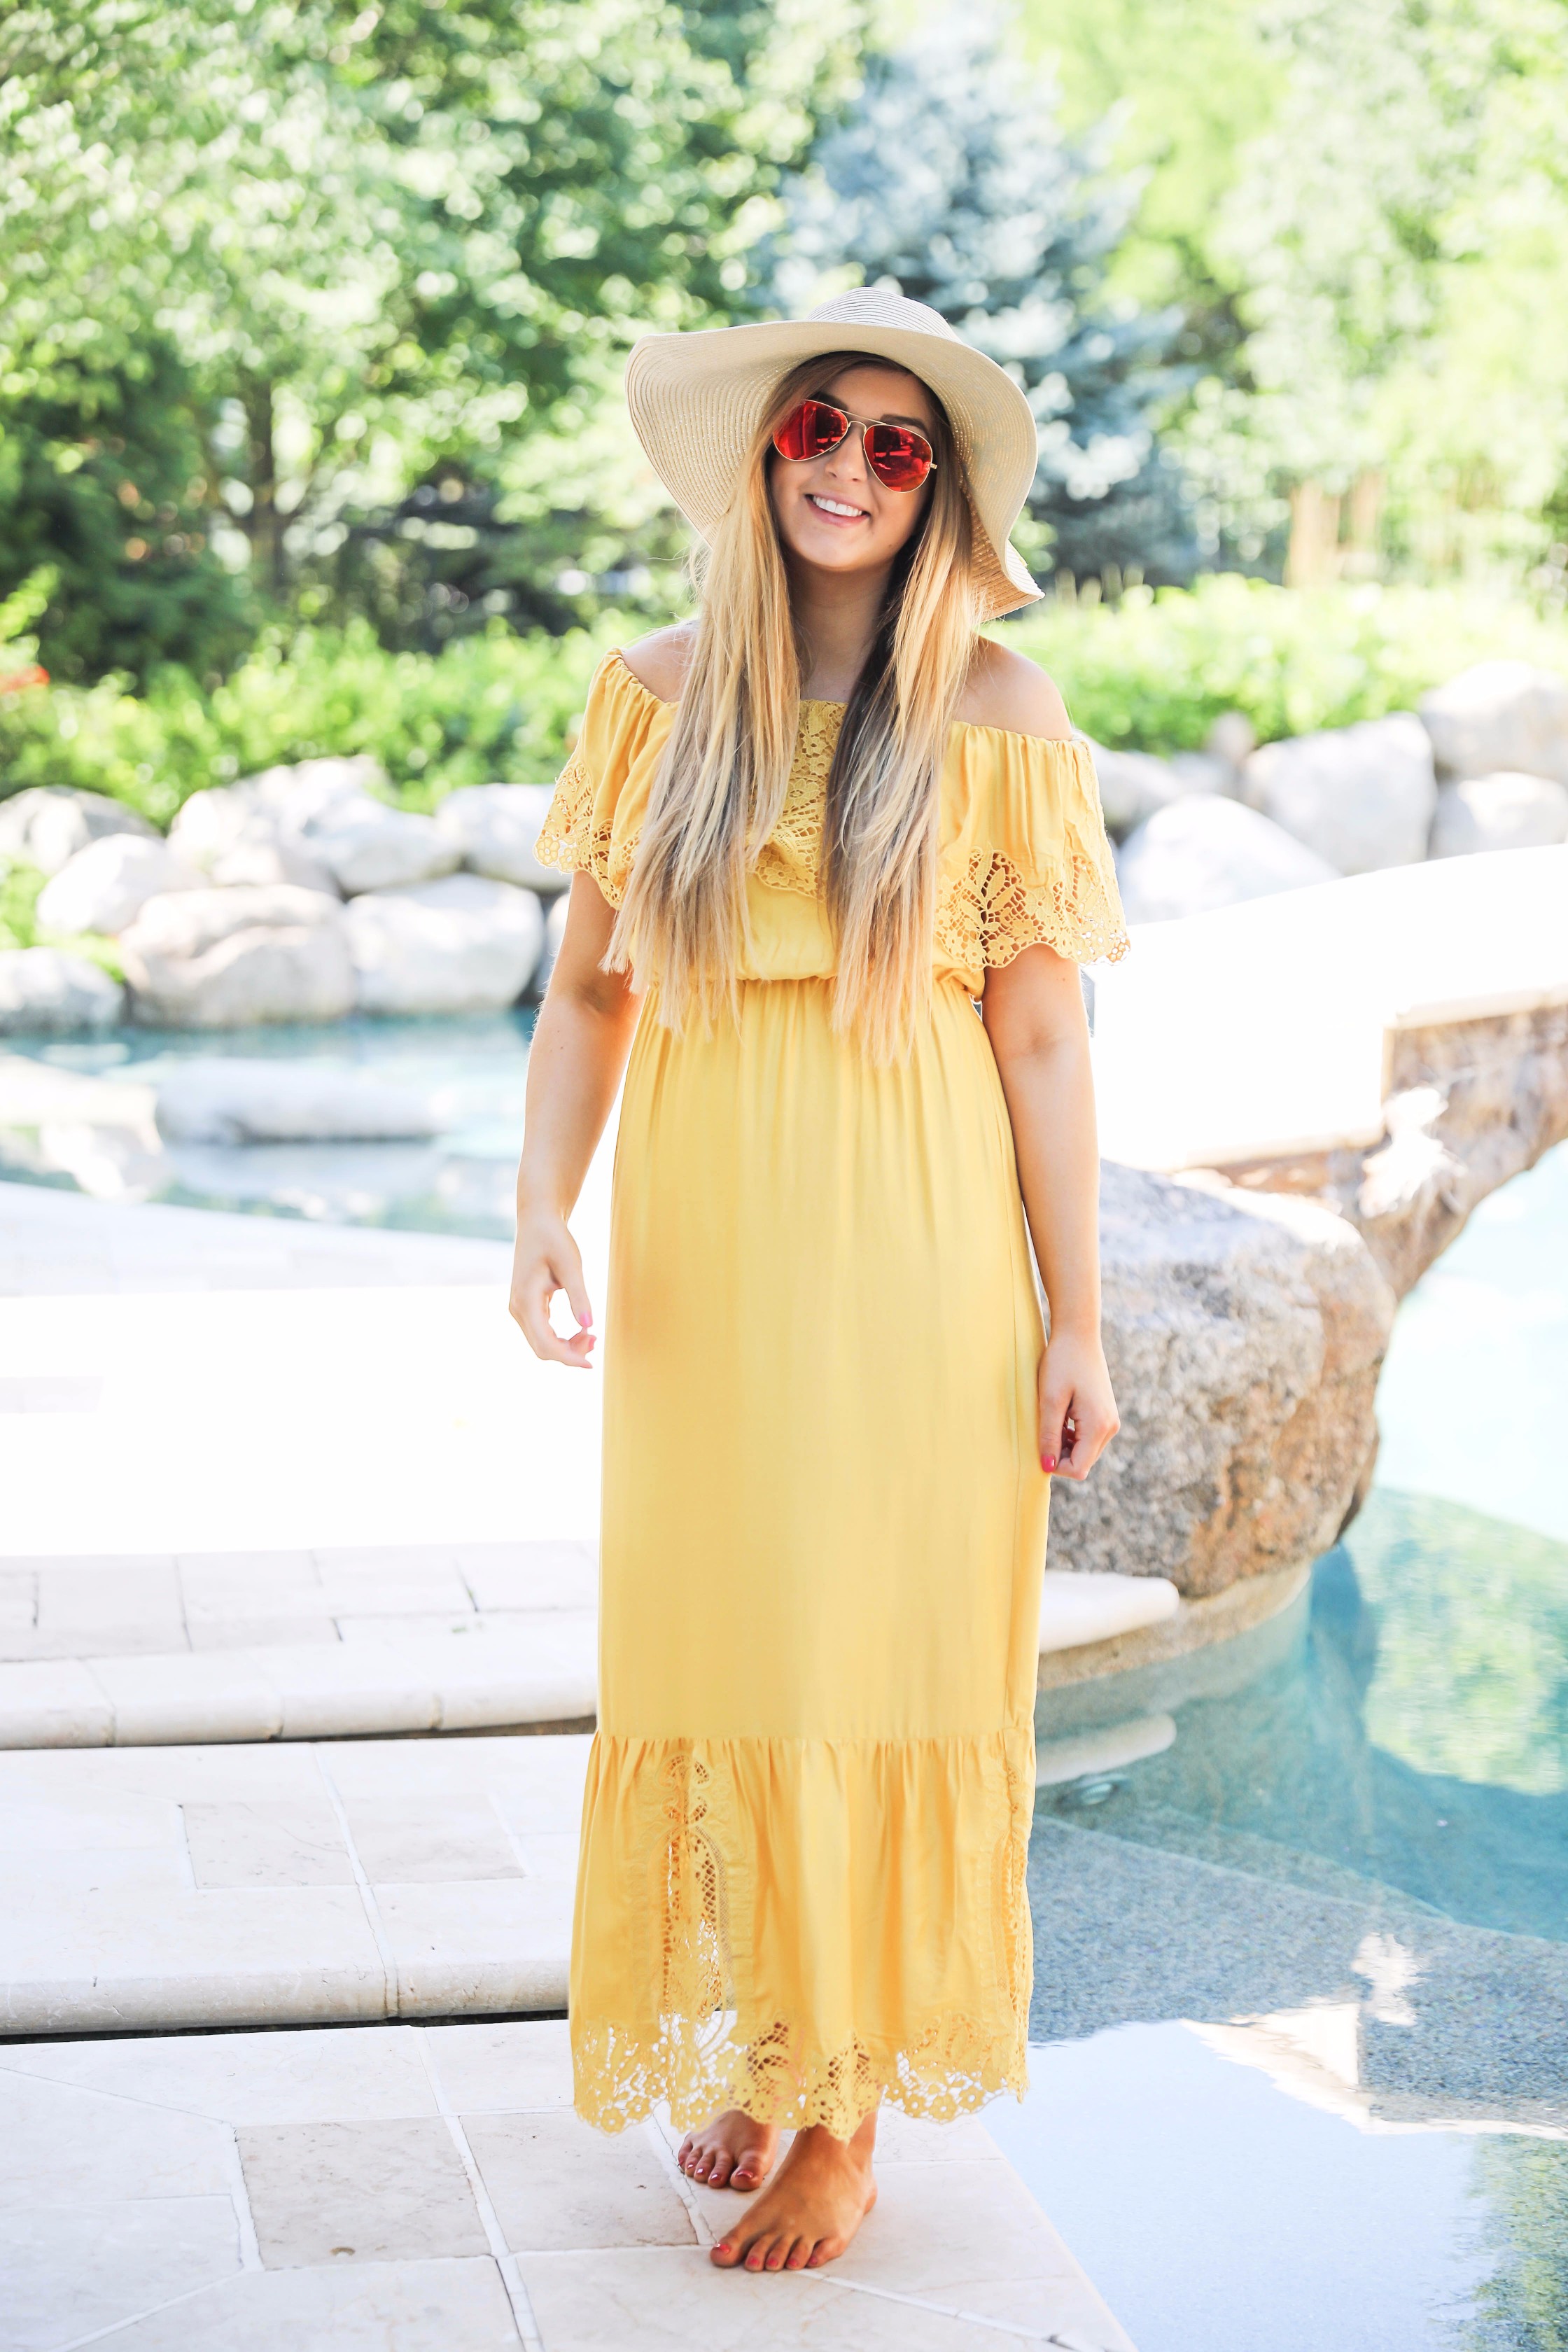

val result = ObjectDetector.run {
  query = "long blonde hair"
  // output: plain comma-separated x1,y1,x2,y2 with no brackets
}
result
606,351,981,1060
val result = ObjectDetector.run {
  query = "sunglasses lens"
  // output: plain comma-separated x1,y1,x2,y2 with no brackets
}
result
864,424,933,490
773,399,850,463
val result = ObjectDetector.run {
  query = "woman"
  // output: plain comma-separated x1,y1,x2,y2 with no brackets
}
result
510,288,1126,2276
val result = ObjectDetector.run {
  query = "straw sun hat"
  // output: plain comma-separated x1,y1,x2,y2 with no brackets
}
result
626,286,1043,622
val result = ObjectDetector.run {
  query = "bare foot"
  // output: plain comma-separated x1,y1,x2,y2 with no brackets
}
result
710,2109,878,2271
677,2108,780,2192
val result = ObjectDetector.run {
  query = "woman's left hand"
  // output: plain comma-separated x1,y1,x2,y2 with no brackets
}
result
1037,1329,1119,1481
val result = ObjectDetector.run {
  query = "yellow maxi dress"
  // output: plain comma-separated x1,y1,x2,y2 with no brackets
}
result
537,650,1127,2140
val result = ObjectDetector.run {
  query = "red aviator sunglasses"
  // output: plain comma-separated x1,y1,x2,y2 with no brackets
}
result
771,397,937,493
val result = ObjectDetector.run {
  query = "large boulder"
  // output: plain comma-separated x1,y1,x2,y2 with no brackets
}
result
169,787,337,895
1419,660,1568,785
435,783,565,891
1085,745,1184,839
1429,770,1568,859
173,760,453,895
531,892,570,1001
1117,796,1338,923
1242,713,1436,874
302,800,460,895
155,1059,441,1144
1047,1163,1395,1597
240,754,388,824
34,834,202,937
344,872,545,1015
0,788,157,877
119,885,355,1028
0,947,124,1035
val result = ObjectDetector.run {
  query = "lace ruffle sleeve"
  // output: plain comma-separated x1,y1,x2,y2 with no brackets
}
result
533,651,671,907
935,729,1129,973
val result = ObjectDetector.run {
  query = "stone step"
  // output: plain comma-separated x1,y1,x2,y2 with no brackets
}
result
0,2017,1136,2351
0,1711,1179,2041
1093,842,1568,1171
0,1733,588,2038
0,1558,1177,1746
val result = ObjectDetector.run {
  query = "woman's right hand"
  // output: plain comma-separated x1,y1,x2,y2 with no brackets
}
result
509,1203,596,1368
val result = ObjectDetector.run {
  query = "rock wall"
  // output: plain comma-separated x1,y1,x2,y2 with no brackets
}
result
1047,1163,1395,1597
1215,997,1568,1300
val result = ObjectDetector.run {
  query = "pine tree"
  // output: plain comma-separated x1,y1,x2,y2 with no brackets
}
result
765,14,1197,589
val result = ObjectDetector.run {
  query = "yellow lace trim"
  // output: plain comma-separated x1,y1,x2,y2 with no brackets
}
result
935,846,1131,971
535,712,1130,968
571,1738,1033,2141
535,742,636,908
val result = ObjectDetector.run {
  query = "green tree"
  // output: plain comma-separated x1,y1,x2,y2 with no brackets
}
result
0,0,860,672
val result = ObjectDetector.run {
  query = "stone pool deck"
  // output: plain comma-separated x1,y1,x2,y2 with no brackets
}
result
1,2018,1133,2351
0,1178,1146,2348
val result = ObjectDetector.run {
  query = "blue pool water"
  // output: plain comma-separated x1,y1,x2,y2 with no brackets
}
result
1004,1145,1568,2351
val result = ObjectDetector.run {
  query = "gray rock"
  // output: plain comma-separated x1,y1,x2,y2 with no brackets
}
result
34,835,203,937
1205,710,1257,770
0,788,158,878
302,799,461,896
119,886,355,1028
1046,1163,1395,1597
1220,996,1568,1303
1086,744,1183,838
1168,751,1233,797
239,755,389,823
435,783,567,892
155,1060,442,1144
169,786,338,895
344,872,545,1016
529,892,570,1000
1242,713,1436,874
1420,660,1568,785
1429,770,1568,858
0,947,124,1035
1117,796,1339,923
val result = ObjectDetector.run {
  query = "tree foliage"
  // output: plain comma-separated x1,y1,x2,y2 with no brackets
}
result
0,0,857,677
765,13,1197,588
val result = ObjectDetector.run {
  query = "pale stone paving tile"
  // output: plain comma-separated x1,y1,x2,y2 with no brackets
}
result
3,2197,243,2352
346,1798,524,1884
76,2258,524,2349
2,2024,440,2127
465,2109,697,2253
518,2247,1070,2349
187,1615,341,1652
90,1651,281,1745
238,2117,490,2266
181,1799,356,1891
422,2020,577,2116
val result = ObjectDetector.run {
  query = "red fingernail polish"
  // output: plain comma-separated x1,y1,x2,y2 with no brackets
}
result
1042,1455,1057,1473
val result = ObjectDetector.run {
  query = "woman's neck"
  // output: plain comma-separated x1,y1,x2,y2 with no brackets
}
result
786,558,891,703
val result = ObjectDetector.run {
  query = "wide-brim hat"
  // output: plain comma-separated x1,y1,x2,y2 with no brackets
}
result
626,287,1043,622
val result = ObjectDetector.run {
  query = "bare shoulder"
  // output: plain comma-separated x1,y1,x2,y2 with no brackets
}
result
616,622,695,705
956,638,1072,741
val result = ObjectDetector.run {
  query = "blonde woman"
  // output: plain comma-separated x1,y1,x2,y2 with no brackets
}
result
510,288,1126,2274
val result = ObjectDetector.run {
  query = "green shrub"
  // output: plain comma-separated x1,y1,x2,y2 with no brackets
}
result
0,854,121,976
1004,574,1568,752
0,856,44,951
0,615,624,828
4,580,1567,831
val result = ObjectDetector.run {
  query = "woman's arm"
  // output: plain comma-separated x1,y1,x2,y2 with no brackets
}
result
981,943,1119,1480
510,873,641,1368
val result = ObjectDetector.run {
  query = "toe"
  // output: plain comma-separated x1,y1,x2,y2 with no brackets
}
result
764,2238,790,2271
677,2134,694,2168
710,2234,742,2268
784,2235,811,2269
707,2150,734,2188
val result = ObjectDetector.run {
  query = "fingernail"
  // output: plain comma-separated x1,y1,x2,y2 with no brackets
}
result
1042,1455,1057,1473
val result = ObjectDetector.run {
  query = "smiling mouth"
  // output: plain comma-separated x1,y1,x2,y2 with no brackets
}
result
806,494,868,522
